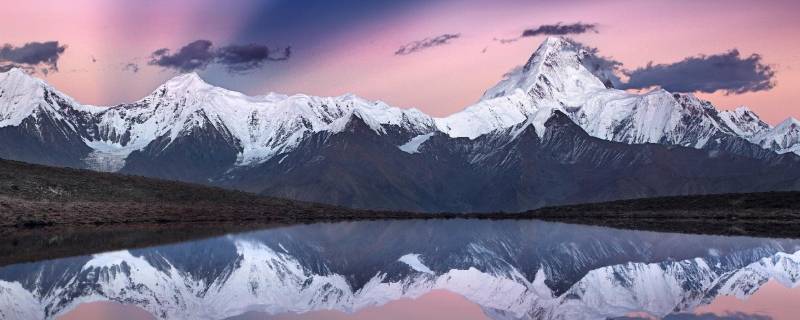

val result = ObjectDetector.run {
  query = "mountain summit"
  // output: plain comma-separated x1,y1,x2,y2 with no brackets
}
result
1,37,799,211
437,37,791,158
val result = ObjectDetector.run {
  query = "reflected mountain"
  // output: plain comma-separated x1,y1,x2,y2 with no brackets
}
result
1,220,799,320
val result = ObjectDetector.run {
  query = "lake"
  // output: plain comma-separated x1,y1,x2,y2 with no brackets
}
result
1,220,799,319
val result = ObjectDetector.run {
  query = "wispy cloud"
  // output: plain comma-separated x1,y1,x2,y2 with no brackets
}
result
123,63,140,73
522,22,597,37
497,22,598,44
395,33,461,56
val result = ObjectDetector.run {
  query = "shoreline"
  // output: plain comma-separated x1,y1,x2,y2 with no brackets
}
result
3,191,800,267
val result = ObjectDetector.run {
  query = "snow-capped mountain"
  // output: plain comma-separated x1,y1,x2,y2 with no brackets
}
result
0,68,95,167
750,117,800,155
1,220,799,320
1,37,800,211
84,73,435,170
718,106,771,138
0,68,435,174
437,37,796,157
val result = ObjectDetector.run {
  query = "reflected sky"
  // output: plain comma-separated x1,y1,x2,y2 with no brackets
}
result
1,220,799,320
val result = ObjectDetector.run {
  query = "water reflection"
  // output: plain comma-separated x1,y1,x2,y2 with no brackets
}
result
1,220,799,320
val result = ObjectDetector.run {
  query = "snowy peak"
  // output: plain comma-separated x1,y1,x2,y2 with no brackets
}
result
327,107,387,135
751,117,800,155
0,67,35,84
776,117,800,131
438,36,621,141
441,37,789,157
481,36,606,102
0,67,83,128
0,67,48,100
524,37,570,70
162,72,214,92
0,68,42,126
719,106,770,138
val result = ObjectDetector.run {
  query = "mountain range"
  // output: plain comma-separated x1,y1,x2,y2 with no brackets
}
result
1,37,800,212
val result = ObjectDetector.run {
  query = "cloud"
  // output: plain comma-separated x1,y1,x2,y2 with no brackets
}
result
0,41,67,74
620,49,776,94
148,40,216,72
123,63,140,73
522,22,598,37
148,40,292,73
395,33,461,56
216,44,291,73
494,37,520,44
496,22,598,44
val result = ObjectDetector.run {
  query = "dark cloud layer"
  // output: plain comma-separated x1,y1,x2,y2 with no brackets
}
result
621,50,776,94
216,44,291,73
149,40,216,72
148,40,291,73
522,22,597,37
0,41,67,74
395,34,461,56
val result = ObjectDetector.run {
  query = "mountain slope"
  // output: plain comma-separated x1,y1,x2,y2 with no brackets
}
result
0,69,94,167
751,117,800,154
216,110,800,212
0,157,383,228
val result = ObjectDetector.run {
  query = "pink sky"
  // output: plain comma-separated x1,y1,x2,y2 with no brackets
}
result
2,0,799,124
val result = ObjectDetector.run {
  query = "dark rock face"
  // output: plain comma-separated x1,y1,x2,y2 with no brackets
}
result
217,111,800,212
120,115,242,184
221,113,460,212
0,112,91,168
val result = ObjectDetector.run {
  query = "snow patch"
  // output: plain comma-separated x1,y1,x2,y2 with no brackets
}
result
398,133,434,154
398,254,434,274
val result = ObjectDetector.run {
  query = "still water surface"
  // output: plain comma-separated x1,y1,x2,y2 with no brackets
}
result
1,220,799,320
